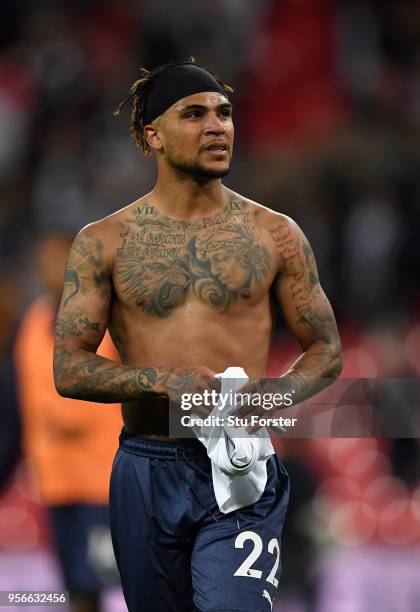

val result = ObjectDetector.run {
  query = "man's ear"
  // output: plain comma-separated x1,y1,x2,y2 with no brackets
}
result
144,123,163,152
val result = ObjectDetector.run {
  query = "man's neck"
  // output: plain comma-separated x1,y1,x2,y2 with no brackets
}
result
150,172,228,221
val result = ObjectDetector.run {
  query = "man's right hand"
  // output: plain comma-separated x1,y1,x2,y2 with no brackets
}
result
161,366,221,417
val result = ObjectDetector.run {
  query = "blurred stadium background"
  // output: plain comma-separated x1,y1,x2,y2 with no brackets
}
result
0,1,420,611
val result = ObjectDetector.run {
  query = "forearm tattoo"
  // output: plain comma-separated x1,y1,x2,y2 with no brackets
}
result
54,305,199,402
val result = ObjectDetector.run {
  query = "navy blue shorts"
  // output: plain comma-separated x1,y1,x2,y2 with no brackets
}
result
49,504,112,594
110,429,290,612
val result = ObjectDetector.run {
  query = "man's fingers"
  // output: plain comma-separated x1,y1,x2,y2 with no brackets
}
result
191,373,220,401
191,404,212,418
236,401,255,417
236,381,254,396
235,382,259,416
207,377,221,393
183,371,221,416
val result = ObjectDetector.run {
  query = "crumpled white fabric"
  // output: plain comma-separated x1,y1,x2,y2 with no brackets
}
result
191,366,275,514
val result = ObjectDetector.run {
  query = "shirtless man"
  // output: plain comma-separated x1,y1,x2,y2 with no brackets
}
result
53,59,342,612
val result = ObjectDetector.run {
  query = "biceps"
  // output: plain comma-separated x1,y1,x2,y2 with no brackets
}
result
276,276,339,349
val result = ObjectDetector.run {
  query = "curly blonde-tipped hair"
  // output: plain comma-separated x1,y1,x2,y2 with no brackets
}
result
114,57,233,156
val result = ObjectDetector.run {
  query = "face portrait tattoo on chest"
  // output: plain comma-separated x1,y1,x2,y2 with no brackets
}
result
114,199,271,318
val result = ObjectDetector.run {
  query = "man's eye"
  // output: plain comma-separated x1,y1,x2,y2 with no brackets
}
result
220,109,232,118
186,111,202,118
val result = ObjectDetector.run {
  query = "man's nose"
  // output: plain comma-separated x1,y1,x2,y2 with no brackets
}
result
203,113,225,135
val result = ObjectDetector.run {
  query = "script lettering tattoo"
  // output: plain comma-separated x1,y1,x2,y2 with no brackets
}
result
115,200,270,317
270,222,313,308
270,220,338,343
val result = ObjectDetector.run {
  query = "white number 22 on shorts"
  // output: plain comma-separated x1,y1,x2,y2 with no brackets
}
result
233,531,280,588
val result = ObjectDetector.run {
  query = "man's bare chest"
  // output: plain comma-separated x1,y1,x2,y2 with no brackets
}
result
113,204,275,318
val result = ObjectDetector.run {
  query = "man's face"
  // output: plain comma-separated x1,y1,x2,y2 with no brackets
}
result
209,250,249,291
153,92,234,179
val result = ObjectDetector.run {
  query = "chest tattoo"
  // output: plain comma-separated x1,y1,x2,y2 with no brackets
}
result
115,201,270,318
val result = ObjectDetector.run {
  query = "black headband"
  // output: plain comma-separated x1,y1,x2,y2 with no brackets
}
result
143,62,227,124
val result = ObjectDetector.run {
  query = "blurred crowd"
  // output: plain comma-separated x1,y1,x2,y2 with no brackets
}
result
0,1,420,611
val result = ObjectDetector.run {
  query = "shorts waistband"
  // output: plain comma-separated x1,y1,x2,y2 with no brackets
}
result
119,427,207,459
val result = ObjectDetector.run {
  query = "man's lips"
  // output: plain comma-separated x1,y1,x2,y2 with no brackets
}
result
205,149,228,157
203,147,229,159
204,142,228,152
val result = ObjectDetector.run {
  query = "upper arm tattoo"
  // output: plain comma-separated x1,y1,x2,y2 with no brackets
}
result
270,219,339,346
270,220,318,303
55,312,102,340
62,229,110,308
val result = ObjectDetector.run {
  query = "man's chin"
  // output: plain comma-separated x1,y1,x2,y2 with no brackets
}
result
171,158,232,179
196,164,231,179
